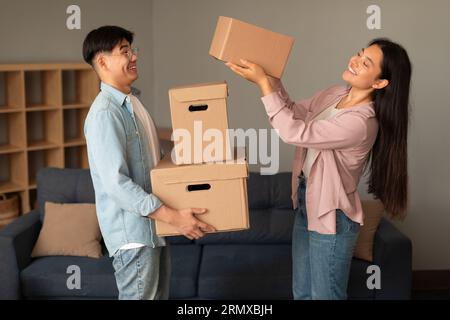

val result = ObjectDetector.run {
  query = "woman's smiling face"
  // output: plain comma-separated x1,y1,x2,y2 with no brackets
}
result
342,44,385,90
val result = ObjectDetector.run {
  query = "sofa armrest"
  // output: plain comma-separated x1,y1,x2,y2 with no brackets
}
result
0,210,42,299
372,218,412,299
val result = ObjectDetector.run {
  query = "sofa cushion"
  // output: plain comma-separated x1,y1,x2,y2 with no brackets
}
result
198,244,292,299
268,172,294,209
31,202,102,259
21,244,201,299
247,173,270,209
247,172,292,210
196,208,294,245
194,172,293,245
347,258,375,299
198,245,377,300
21,256,118,299
37,168,95,221
169,244,202,299
166,235,193,245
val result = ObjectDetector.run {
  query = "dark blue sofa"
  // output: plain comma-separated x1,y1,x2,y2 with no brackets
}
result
0,168,412,299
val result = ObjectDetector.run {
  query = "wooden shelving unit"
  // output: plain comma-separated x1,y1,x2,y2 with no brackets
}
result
0,63,99,214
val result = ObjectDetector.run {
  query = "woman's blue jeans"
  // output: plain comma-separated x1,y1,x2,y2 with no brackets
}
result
292,176,360,300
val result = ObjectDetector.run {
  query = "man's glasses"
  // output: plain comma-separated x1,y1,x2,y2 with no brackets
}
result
105,47,139,60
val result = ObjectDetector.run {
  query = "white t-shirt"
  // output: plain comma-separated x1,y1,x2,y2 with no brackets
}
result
120,243,145,250
302,102,342,178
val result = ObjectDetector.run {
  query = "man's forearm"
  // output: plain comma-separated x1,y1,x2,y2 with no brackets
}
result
147,205,176,224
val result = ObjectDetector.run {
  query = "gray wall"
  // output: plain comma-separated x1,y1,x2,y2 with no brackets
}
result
1,0,449,270
152,0,450,271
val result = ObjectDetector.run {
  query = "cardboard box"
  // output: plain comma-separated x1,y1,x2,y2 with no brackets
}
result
169,81,232,165
209,16,294,79
151,152,249,237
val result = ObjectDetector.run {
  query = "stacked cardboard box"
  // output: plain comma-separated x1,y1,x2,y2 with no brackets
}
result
151,16,294,236
168,81,232,165
151,81,249,236
209,16,294,79
151,152,249,236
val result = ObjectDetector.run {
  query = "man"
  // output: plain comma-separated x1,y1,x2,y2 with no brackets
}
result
82,25,215,300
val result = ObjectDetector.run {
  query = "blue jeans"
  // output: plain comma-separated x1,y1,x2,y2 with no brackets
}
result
292,176,360,300
112,245,171,300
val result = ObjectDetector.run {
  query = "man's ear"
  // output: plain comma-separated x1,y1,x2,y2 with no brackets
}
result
95,54,108,72
372,79,389,90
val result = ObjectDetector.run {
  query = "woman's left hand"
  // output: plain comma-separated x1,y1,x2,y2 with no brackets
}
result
225,59,274,96
225,59,268,85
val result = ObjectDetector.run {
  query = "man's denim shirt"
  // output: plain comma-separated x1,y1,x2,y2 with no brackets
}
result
84,82,166,257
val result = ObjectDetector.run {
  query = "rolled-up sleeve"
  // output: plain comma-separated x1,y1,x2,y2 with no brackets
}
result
85,109,162,216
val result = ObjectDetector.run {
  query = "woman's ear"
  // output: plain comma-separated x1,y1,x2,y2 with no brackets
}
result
372,79,389,90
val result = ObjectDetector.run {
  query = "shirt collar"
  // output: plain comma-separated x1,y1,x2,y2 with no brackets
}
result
101,82,131,105
101,82,133,113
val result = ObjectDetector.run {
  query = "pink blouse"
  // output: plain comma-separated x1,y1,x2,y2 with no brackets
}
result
261,82,379,234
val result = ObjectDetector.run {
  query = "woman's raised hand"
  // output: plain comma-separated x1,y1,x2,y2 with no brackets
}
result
225,59,274,96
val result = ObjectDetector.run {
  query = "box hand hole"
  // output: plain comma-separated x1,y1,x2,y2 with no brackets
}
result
188,104,208,112
187,183,211,192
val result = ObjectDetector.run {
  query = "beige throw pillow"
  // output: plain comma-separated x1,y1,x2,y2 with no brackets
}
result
353,200,384,262
32,202,102,258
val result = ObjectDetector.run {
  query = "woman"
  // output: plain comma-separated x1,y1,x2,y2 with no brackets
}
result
226,38,412,300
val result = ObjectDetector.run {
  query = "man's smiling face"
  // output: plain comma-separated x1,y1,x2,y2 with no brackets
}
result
95,38,139,92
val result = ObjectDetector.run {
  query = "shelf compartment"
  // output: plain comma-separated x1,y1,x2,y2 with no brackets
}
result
0,112,26,152
0,71,24,111
28,188,38,211
64,145,88,169
25,70,61,109
0,191,22,229
63,108,88,143
1,64,99,213
26,110,62,147
28,148,63,186
0,152,27,193
62,70,99,106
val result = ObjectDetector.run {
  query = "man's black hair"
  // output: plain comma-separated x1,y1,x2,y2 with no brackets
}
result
82,26,134,66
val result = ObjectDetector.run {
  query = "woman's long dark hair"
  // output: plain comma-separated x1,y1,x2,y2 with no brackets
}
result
367,38,412,218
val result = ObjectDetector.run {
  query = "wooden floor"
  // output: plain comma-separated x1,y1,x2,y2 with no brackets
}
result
412,289,450,300
412,270,450,300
